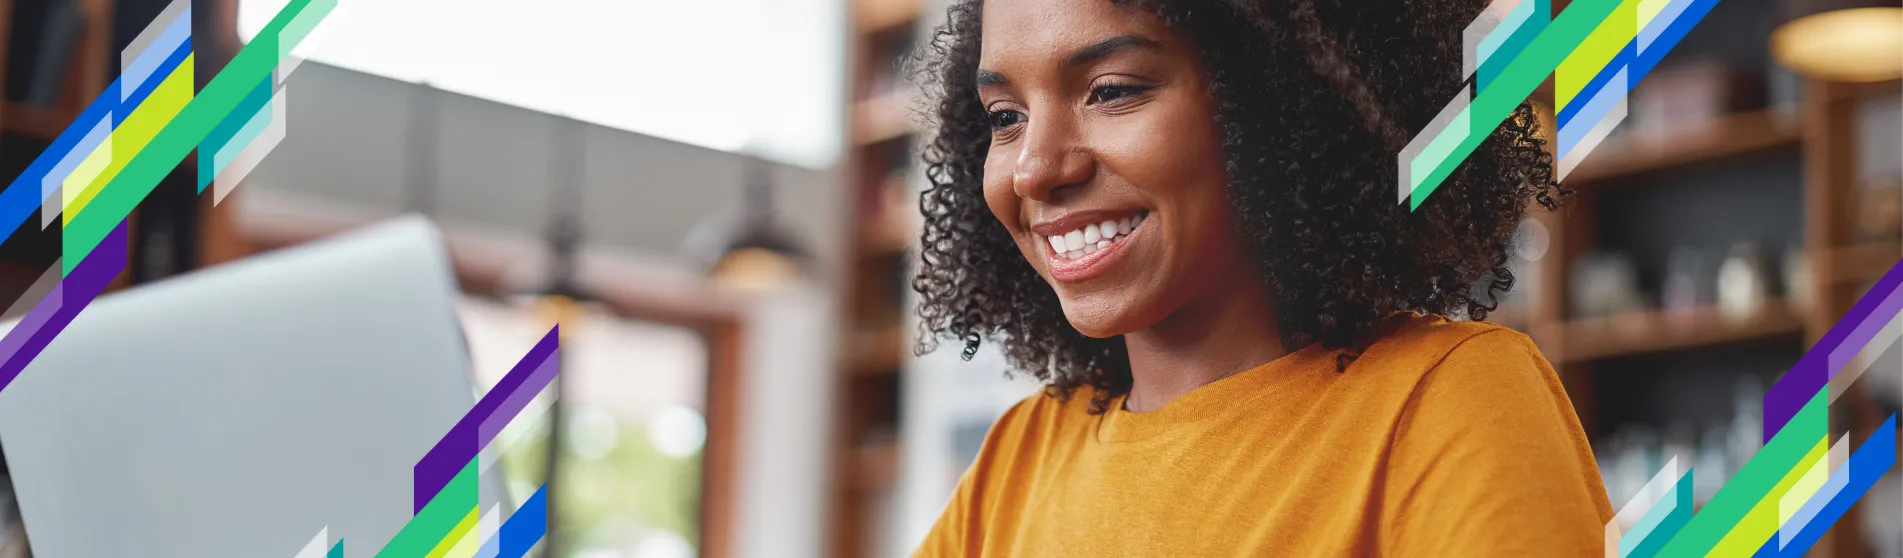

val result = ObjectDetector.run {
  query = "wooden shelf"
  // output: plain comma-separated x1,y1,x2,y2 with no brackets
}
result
853,89,915,147
1567,108,1801,184
1825,240,1901,286
855,0,922,35
852,438,901,491
858,176,916,258
1544,302,1804,363
849,324,908,376
0,102,74,141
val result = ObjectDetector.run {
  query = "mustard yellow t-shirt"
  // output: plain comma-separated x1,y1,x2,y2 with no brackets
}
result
915,316,1613,557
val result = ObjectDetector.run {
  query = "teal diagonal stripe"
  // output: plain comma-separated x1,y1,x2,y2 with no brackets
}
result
375,458,479,558
1409,0,1622,210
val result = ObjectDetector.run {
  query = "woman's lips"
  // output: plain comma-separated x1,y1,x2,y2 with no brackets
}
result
1044,212,1147,283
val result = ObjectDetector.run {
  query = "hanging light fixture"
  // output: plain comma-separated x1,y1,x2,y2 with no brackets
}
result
1772,0,1903,83
682,154,810,291
498,115,608,558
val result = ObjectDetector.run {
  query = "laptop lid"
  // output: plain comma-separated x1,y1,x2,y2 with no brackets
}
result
0,215,504,557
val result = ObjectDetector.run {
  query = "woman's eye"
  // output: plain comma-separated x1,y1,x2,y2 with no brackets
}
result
988,109,1024,130
1088,84,1150,104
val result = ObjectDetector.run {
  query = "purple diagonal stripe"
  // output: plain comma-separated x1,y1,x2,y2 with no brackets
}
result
0,221,130,393
1766,257,1903,441
414,326,559,513
479,348,559,445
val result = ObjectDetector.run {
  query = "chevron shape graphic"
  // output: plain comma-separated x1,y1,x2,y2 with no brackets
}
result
0,0,332,394
302,327,558,558
1605,260,1903,557
1399,0,1723,210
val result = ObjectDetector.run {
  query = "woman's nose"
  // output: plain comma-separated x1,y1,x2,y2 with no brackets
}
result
1011,113,1093,201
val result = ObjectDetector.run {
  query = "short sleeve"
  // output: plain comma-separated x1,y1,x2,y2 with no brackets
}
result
1379,329,1614,556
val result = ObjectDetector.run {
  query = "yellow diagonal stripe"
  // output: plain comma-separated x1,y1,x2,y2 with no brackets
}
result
1555,0,1640,110
62,54,196,224
1709,438,1831,556
1778,437,1836,526
423,507,481,558
439,507,494,558
1637,0,1671,28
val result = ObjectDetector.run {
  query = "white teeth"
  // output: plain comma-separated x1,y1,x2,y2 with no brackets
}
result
1049,212,1150,261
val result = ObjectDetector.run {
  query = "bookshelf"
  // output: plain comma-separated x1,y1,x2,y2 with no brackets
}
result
1521,77,1901,558
832,0,924,555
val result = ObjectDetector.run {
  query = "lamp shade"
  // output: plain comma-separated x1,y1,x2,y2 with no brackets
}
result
1772,0,1903,83
682,159,810,291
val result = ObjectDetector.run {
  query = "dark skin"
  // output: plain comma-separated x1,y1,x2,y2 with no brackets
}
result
976,0,1282,411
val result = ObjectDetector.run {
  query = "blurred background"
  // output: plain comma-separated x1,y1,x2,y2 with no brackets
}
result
0,0,1897,557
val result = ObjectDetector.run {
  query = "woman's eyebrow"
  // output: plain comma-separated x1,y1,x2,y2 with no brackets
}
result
1065,34,1161,67
974,34,1161,87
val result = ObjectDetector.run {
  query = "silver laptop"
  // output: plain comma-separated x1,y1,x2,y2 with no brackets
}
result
0,215,507,557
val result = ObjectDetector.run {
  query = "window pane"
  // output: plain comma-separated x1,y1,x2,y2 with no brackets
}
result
457,297,709,557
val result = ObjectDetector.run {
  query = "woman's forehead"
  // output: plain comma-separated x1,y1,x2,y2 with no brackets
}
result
977,0,1183,66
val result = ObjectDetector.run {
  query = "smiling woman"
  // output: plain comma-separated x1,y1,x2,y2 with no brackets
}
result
909,0,1611,556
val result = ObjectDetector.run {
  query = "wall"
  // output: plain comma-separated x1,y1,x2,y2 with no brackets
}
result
241,61,846,279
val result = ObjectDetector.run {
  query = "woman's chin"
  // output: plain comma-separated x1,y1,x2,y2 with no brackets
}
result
1057,299,1153,339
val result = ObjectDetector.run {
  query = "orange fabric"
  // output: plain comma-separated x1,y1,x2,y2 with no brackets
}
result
914,316,1613,557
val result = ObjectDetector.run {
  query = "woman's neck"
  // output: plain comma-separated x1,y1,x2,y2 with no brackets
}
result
1121,272,1284,412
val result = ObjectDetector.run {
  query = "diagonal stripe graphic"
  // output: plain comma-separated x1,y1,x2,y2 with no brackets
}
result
380,458,481,558
198,77,276,190
61,0,335,275
1408,0,1624,208
424,507,482,558
209,85,289,205
1656,390,1828,555
1778,435,1851,547
1762,416,1899,557
1766,259,1903,441
0,221,128,393
1556,0,1640,111
1,261,60,321
121,1,192,100
477,484,547,558
63,54,197,226
1708,437,1831,555
293,527,330,558
414,326,559,513
1623,469,1692,558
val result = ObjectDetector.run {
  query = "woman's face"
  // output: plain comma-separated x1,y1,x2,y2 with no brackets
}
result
978,0,1247,338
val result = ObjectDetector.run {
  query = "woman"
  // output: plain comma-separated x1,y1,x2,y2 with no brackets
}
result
909,0,1613,555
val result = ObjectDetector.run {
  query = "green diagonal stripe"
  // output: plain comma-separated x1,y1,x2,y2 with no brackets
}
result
376,458,480,558
1410,0,1622,210
1655,389,1830,556
60,0,335,273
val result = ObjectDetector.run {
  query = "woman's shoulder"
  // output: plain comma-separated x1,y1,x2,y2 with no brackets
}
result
1363,313,1545,372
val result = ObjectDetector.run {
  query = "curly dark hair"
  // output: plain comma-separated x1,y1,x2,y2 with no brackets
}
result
910,0,1564,413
